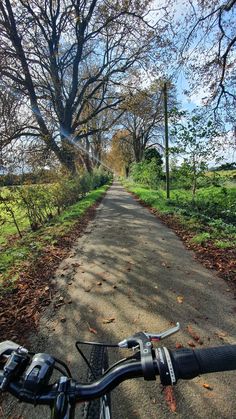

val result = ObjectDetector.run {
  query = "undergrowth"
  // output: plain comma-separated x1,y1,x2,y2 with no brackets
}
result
0,185,109,291
123,180,236,250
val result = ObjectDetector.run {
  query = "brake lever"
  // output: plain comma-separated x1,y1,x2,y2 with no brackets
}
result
118,323,180,348
146,322,180,342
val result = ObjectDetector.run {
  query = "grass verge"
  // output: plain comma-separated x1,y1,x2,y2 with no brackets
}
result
123,180,236,286
0,183,110,343
0,184,109,291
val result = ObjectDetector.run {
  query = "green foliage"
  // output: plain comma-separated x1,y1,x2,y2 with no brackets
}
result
144,148,163,165
18,185,54,231
0,170,55,187
130,154,163,188
213,240,234,249
0,170,112,241
0,185,108,287
215,162,236,171
172,112,221,194
123,181,236,251
190,232,211,245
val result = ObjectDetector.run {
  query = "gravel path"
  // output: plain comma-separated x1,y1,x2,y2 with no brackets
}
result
3,182,236,419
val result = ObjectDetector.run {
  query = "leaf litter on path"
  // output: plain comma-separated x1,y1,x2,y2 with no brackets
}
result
163,386,177,413
203,383,213,391
177,295,184,304
0,197,106,344
102,317,115,324
87,322,98,334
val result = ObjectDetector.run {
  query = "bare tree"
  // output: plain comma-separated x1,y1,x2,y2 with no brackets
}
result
179,0,236,122
120,78,177,162
0,0,170,173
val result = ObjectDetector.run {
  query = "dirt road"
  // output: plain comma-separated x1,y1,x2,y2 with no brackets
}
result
3,182,236,418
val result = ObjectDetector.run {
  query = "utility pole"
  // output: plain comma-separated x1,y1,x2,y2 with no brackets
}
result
163,81,170,199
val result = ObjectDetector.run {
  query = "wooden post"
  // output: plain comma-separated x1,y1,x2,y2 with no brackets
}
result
163,81,170,199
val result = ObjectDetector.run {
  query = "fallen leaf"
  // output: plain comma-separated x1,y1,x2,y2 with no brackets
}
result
187,325,200,342
203,383,213,391
59,296,64,302
215,331,227,340
102,317,115,324
177,296,184,304
87,324,97,334
44,286,49,291
188,340,196,347
96,282,102,286
163,386,177,413
84,287,92,292
54,303,64,308
175,342,183,349
60,317,66,323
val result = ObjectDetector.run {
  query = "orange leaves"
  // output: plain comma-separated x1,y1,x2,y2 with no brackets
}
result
87,316,115,334
163,386,177,413
87,323,98,335
187,325,200,342
187,325,203,344
175,342,183,349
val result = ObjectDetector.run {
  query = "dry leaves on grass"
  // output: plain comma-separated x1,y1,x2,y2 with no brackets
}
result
163,386,177,413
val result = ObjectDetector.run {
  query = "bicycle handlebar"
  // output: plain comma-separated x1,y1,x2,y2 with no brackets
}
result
170,345,236,380
1,344,236,405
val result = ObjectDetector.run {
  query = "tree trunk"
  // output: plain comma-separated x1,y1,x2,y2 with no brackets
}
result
81,135,93,173
125,166,129,177
192,177,197,196
192,158,197,196
60,139,77,175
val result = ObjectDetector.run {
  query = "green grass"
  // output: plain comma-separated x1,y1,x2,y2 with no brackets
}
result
123,180,236,250
0,187,29,245
0,185,108,288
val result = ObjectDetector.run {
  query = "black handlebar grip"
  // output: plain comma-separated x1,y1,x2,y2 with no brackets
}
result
194,345,236,374
170,345,236,381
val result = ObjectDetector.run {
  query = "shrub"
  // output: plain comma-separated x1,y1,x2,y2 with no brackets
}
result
130,158,163,188
18,185,54,231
